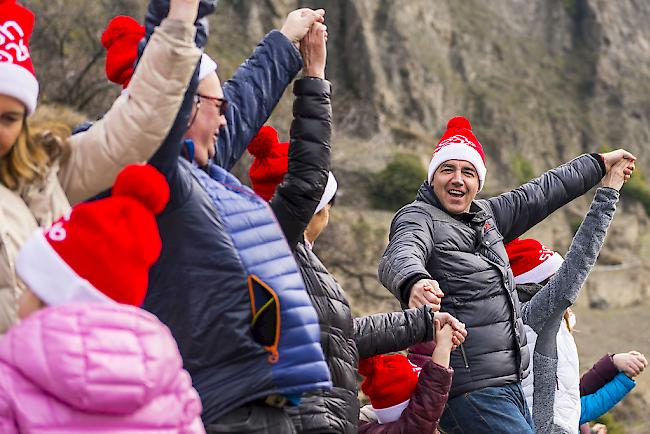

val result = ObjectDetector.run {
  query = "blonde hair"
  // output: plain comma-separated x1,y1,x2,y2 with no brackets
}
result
563,309,574,334
0,118,67,190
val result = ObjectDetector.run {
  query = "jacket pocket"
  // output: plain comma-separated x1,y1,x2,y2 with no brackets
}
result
248,275,280,364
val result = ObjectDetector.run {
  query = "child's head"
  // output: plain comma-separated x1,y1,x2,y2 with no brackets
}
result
247,125,338,242
15,164,169,319
505,237,564,302
359,354,422,424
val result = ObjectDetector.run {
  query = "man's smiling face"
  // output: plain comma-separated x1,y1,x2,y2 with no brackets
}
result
431,159,480,214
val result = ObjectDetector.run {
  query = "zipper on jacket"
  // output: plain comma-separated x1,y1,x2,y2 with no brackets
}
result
459,343,470,370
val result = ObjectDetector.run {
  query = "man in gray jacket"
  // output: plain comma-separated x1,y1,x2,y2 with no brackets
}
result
378,115,635,433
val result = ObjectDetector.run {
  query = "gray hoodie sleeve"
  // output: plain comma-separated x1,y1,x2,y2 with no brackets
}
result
522,187,618,433
521,187,619,337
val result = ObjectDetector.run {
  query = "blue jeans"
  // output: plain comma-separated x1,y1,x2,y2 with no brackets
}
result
440,383,534,434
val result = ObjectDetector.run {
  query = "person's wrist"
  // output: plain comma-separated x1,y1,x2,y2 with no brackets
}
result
280,29,299,48
303,68,324,79
433,342,453,354
168,5,197,24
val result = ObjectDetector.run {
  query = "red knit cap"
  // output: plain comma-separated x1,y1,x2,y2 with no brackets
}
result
427,116,487,190
248,125,290,201
0,0,39,114
101,15,145,89
15,164,169,307
359,354,422,424
505,238,564,285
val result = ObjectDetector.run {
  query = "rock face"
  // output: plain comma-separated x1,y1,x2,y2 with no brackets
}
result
210,0,650,307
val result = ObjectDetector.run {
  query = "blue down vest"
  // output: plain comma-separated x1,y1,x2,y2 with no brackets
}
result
144,159,331,424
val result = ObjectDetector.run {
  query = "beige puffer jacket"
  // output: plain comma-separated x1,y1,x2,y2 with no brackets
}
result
0,18,200,333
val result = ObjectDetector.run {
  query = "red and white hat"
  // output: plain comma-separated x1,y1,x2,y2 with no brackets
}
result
428,116,487,191
248,125,337,212
102,15,217,89
359,354,422,424
0,0,39,114
505,238,564,284
15,164,169,307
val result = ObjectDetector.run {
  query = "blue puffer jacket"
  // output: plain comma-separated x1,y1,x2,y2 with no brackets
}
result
142,7,331,425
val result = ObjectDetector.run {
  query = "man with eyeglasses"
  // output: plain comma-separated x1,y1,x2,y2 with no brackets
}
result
181,52,227,166
138,4,334,432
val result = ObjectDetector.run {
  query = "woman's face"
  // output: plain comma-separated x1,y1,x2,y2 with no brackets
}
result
0,94,26,158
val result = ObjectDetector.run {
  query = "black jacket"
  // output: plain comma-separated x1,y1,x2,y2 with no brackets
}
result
379,154,605,398
289,244,434,434
266,76,434,433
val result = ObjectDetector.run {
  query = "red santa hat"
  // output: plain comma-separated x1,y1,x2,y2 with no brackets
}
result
248,125,337,212
101,15,145,89
102,15,216,89
15,164,169,307
505,238,564,284
359,354,422,424
427,116,487,191
0,0,39,114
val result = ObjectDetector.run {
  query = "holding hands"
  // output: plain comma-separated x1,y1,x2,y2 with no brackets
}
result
431,319,460,368
434,311,467,349
300,20,328,79
613,351,647,378
281,8,325,48
409,278,444,311
600,149,636,189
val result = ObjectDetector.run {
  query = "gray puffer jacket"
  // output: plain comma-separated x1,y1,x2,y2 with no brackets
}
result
286,243,434,434
379,154,605,398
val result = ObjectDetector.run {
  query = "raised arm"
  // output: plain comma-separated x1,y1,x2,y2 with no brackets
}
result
270,23,331,249
354,307,433,359
580,354,620,396
358,360,452,434
216,9,325,170
60,0,211,205
521,187,619,333
579,372,635,425
488,154,605,242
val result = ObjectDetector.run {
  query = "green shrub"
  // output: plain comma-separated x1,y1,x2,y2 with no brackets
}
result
367,153,427,211
511,155,536,184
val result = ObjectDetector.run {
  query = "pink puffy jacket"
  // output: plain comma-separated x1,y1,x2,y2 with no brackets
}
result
0,303,204,433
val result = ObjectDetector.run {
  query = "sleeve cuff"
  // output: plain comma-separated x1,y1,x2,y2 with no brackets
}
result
590,153,607,178
400,274,431,304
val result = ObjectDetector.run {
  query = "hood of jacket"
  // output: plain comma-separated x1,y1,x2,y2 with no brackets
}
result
0,303,185,415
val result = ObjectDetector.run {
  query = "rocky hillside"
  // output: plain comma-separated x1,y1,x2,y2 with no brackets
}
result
205,0,650,310
25,0,650,307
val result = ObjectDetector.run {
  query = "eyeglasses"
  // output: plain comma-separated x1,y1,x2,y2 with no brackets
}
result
194,93,228,117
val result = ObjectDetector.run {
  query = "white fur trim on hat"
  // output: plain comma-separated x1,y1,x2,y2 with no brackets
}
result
427,139,487,191
373,400,410,424
315,171,337,214
513,251,564,285
15,230,115,306
0,62,38,115
199,53,217,81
